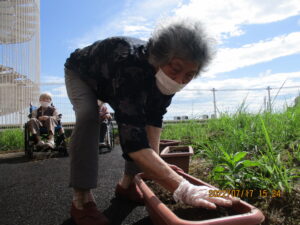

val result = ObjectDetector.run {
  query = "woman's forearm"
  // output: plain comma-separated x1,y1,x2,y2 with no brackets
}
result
129,148,183,192
145,125,162,154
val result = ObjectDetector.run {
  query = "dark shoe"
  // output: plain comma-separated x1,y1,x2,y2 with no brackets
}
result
115,182,144,204
70,201,109,225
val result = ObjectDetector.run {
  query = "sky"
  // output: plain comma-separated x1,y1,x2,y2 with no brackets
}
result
40,0,300,120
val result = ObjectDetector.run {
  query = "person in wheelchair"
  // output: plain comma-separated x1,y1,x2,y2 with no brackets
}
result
98,102,112,147
28,92,62,149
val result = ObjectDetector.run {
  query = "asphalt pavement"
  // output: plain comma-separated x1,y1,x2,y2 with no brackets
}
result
0,146,153,225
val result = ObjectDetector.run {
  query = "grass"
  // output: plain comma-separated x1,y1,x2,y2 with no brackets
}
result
0,129,24,152
161,105,300,225
161,107,300,190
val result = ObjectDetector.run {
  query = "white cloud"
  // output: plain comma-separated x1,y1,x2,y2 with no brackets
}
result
51,85,68,98
40,75,65,84
123,25,151,33
69,0,183,49
123,0,182,19
174,0,300,40
187,70,300,91
123,25,152,36
258,69,273,77
165,70,300,117
39,75,68,98
203,32,300,77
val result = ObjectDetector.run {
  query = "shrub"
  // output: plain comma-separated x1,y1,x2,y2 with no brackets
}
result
0,129,24,151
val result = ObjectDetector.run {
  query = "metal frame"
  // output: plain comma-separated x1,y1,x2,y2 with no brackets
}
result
99,119,115,152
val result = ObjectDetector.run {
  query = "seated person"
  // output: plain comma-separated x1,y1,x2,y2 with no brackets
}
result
28,92,61,149
98,102,112,146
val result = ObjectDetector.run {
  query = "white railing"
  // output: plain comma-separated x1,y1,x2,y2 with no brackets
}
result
0,0,40,128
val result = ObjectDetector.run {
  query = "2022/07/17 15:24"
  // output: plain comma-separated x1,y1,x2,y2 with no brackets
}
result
208,189,282,198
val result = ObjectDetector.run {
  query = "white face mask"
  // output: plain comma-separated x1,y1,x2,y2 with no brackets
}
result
155,68,187,95
40,101,51,108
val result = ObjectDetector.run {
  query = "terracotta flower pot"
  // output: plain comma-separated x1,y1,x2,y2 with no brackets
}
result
160,146,194,173
134,170,265,225
159,139,181,154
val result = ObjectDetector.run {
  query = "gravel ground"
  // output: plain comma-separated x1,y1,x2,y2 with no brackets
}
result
0,146,153,225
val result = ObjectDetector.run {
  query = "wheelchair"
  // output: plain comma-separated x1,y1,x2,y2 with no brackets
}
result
24,104,68,159
99,118,115,153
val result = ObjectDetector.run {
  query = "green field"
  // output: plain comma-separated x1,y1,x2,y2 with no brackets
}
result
1,106,299,224
161,106,300,225
0,128,23,151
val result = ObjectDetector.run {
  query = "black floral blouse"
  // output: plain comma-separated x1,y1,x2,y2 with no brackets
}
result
65,36,174,159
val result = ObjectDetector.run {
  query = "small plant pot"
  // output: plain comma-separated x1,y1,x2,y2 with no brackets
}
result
134,170,265,225
160,146,194,173
159,139,181,154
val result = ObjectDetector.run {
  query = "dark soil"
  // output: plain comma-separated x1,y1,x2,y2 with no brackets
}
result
0,149,23,154
246,189,300,225
169,148,189,153
145,180,239,221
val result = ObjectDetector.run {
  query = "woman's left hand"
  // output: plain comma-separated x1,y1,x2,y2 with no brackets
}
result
173,179,234,209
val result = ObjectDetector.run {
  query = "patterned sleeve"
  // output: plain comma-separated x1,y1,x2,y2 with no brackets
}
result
117,122,150,160
114,91,151,160
145,86,174,128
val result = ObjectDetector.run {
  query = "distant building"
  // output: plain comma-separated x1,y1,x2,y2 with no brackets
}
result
202,115,209,119
181,116,188,120
173,116,181,121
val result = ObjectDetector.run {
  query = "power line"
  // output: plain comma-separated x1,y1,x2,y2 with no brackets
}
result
183,85,300,92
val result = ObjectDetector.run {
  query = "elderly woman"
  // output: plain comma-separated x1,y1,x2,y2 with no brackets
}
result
98,102,112,146
28,92,60,149
65,19,233,225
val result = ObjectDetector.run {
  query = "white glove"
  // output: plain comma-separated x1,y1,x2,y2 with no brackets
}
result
173,179,233,209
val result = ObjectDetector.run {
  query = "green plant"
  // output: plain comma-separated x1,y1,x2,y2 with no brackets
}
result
0,129,24,151
210,145,260,189
161,104,300,193
256,116,298,193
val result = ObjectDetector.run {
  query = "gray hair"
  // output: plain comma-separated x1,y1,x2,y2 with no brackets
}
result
147,18,215,77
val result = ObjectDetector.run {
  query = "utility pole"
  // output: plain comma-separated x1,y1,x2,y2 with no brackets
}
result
191,100,194,118
212,88,217,118
267,86,272,113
